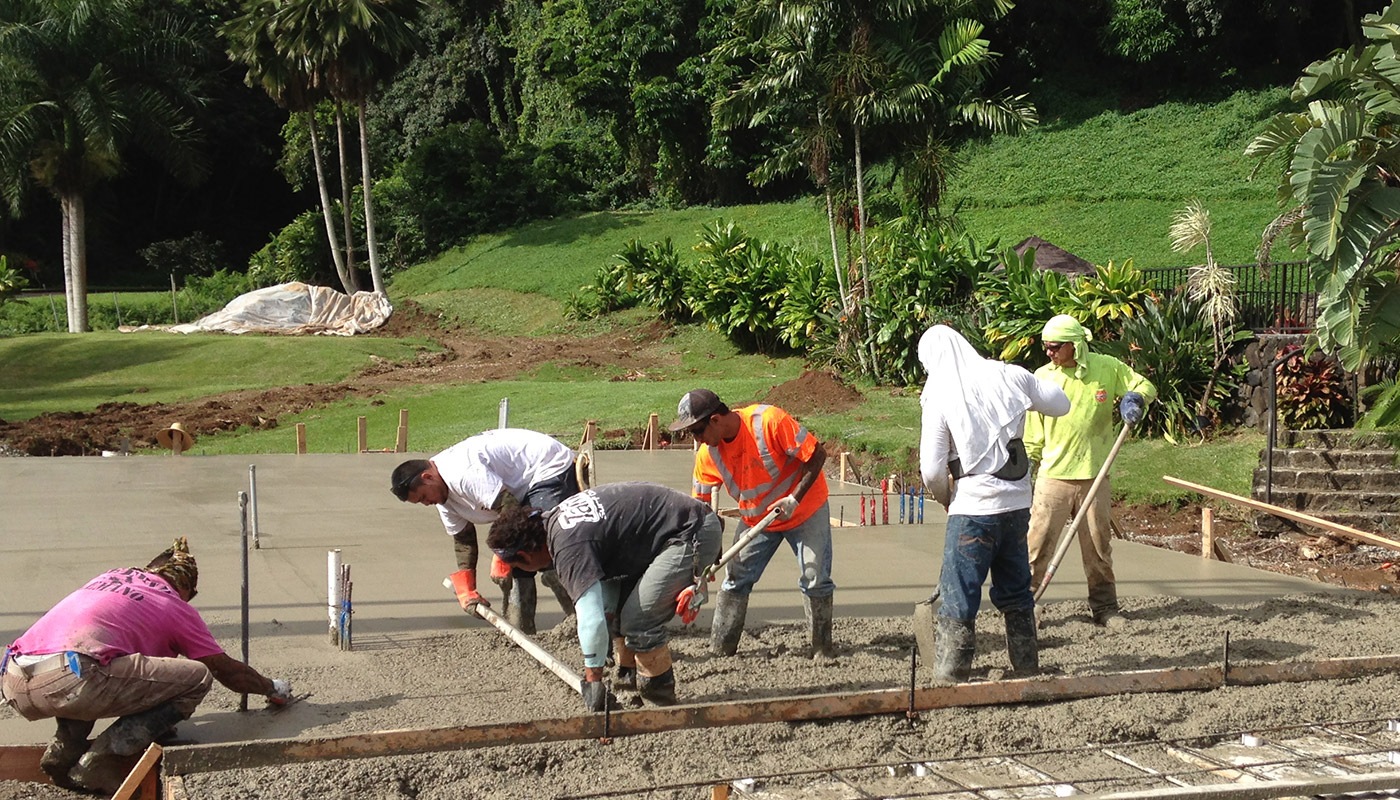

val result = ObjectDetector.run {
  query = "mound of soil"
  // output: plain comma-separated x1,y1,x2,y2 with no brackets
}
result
761,369,863,418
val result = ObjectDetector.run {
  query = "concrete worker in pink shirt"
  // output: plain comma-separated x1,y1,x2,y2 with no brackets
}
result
1,538,290,794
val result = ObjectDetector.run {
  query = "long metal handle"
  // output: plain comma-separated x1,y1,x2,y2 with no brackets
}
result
710,508,782,577
1033,423,1132,602
474,603,582,694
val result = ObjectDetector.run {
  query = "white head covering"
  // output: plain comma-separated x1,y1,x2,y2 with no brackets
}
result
918,325,1033,475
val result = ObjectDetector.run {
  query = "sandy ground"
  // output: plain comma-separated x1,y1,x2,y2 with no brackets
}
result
7,591,1398,799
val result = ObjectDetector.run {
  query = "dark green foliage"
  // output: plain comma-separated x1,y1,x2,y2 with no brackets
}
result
1101,293,1247,441
689,222,802,353
387,121,562,253
248,210,330,288
1275,345,1353,430
139,232,229,279
857,220,994,384
0,255,26,305
565,263,640,321
611,240,691,322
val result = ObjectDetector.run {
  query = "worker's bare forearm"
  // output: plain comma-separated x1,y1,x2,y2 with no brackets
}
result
791,444,828,503
452,525,479,571
200,653,274,696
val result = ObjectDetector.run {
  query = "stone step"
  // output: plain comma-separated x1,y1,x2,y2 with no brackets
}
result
1250,489,1400,514
1253,467,1400,491
1279,429,1400,450
1254,510,1400,537
1262,448,1398,470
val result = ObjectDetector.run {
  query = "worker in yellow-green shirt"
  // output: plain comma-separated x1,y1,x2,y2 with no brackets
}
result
1024,314,1156,628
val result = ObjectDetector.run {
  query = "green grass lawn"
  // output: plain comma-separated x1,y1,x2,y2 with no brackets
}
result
1112,429,1264,506
0,332,433,421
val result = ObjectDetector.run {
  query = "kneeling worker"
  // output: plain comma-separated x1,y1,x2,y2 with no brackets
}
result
487,482,722,710
2,538,290,794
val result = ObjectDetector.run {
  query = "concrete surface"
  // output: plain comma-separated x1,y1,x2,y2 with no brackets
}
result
0,449,1343,744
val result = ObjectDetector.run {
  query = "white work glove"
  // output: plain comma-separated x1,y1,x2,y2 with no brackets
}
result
268,678,292,706
770,495,799,520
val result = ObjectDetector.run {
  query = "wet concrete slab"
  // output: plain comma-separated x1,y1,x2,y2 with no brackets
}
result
0,449,1345,744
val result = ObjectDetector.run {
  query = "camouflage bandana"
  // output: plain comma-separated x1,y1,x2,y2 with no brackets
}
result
140,536,199,599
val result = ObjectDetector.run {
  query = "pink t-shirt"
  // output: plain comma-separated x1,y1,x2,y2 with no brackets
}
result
10,569,224,665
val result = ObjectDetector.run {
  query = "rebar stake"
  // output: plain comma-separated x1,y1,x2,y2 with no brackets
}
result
906,646,919,725
1223,631,1231,685
599,693,613,744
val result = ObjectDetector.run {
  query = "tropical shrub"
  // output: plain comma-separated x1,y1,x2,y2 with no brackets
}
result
1064,259,1154,335
858,220,993,383
1101,293,1248,441
248,211,330,288
1275,345,1352,430
611,239,691,321
564,262,641,321
0,255,26,305
690,222,804,354
975,248,1075,366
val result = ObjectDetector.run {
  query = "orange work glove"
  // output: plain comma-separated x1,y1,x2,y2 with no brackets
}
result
449,569,487,613
490,554,512,581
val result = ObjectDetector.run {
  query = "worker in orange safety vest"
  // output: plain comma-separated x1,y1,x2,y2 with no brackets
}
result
669,388,836,658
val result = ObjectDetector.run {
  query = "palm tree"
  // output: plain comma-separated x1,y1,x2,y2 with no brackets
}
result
224,0,356,295
0,0,205,332
272,0,424,296
714,0,1033,379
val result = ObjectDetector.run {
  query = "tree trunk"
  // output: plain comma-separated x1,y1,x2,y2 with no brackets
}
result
852,122,878,379
307,112,353,294
61,193,89,333
335,106,360,291
359,100,385,296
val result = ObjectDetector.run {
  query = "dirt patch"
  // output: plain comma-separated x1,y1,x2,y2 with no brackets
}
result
0,302,676,456
761,369,864,418
6,593,1397,799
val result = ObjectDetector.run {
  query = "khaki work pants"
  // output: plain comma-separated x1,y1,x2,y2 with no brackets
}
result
1026,476,1118,616
2,653,212,722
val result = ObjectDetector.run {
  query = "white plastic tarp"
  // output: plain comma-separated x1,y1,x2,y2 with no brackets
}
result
170,282,393,336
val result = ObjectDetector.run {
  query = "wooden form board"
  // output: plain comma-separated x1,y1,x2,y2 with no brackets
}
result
1163,475,1400,553
158,653,1400,777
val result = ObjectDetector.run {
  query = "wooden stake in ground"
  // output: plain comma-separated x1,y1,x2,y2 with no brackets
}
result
1163,476,1400,553
295,423,307,455
357,416,368,453
395,409,408,453
1201,508,1214,561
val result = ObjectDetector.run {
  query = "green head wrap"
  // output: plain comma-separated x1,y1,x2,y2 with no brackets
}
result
1042,314,1091,373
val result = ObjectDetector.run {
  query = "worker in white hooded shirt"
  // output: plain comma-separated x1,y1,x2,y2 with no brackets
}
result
917,325,1070,682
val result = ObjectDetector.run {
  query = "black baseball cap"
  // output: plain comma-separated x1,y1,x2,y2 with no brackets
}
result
669,388,724,431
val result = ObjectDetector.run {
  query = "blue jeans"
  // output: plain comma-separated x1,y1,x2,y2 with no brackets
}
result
937,509,1033,621
721,501,835,598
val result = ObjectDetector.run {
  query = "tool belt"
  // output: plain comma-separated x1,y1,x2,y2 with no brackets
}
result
948,438,1029,482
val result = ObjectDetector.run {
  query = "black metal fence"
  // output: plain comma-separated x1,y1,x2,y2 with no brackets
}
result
1138,261,1316,333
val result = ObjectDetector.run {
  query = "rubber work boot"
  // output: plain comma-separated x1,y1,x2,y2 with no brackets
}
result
635,645,677,705
710,590,748,656
1004,607,1039,675
612,636,637,690
932,616,976,684
69,703,185,794
804,594,836,659
506,572,538,635
540,568,575,617
40,718,93,790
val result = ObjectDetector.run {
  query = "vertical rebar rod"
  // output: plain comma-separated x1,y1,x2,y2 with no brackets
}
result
248,465,260,549
239,492,249,712
906,646,918,725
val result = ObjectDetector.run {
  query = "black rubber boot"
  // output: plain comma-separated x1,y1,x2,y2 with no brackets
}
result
638,668,677,706
614,666,637,691
804,594,836,659
540,568,575,617
506,572,538,635
932,616,976,684
70,703,185,794
1004,607,1039,675
710,590,748,656
492,572,513,618
40,718,93,790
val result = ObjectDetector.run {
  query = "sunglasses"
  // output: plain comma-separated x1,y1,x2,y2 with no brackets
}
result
687,417,711,437
391,472,417,501
1044,341,1070,352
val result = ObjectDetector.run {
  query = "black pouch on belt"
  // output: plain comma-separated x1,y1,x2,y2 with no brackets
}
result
947,439,1028,482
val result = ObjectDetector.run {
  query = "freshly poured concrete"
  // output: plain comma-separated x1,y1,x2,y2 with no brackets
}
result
0,449,1342,745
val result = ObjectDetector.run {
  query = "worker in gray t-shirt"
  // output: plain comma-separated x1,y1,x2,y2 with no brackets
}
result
487,482,722,710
